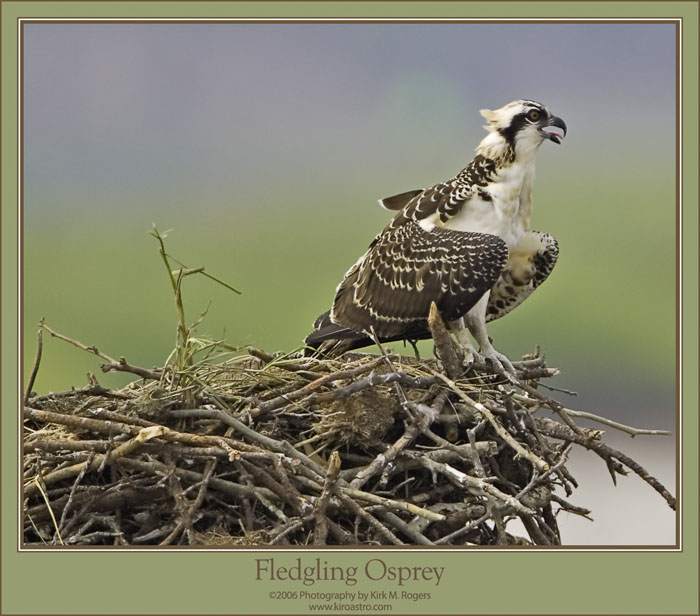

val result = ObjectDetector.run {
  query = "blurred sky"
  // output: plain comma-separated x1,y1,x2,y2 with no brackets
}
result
22,22,678,544
25,22,675,213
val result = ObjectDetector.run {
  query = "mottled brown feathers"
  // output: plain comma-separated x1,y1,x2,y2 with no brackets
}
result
330,222,508,339
388,155,499,229
486,231,559,322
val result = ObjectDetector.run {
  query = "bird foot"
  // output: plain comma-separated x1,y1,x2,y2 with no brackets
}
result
453,340,515,378
478,347,517,376
453,342,476,372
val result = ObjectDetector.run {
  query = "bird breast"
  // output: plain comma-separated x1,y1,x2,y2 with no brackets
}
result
419,160,536,249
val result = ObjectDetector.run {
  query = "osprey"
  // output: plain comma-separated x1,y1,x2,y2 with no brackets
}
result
305,100,566,373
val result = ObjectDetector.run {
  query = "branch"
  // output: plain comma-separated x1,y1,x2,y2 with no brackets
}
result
535,417,676,510
428,302,464,379
431,371,549,472
253,356,388,414
100,358,162,381
557,408,671,438
418,457,535,516
313,452,341,545
350,413,427,490
24,327,43,405
24,426,168,497
160,459,217,546
39,322,161,381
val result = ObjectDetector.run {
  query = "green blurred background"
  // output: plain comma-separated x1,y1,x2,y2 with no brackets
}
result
22,22,677,543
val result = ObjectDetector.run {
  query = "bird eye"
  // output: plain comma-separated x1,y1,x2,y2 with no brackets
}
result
528,109,540,122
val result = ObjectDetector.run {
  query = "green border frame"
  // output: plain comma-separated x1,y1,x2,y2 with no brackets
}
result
2,2,698,615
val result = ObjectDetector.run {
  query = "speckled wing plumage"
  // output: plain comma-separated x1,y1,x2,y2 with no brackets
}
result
387,155,498,228
486,231,559,322
330,221,508,339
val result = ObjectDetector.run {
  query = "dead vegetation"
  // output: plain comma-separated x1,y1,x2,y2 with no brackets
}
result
22,228,675,547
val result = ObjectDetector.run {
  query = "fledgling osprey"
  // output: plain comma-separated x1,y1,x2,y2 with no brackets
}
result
305,100,566,373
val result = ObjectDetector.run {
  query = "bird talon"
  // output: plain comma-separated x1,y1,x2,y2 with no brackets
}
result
479,349,516,376
455,343,476,374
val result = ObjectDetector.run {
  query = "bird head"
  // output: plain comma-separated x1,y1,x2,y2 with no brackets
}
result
479,100,567,158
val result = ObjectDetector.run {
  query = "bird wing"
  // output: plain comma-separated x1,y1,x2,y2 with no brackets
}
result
486,231,559,322
387,179,469,228
331,221,508,339
379,189,424,211
387,154,497,228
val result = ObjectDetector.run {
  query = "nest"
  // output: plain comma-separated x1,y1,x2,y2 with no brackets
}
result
23,325,676,547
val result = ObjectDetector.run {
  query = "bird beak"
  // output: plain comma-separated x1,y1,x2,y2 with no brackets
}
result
541,115,567,144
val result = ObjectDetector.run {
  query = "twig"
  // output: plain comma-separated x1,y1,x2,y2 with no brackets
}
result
557,408,671,438
280,372,439,416
168,408,325,477
418,457,535,515
350,415,425,490
24,407,138,439
27,385,130,403
376,510,435,546
538,382,578,396
24,439,111,454
25,406,258,454
428,302,463,379
150,226,191,371
293,471,445,522
431,371,549,472
40,322,118,364
414,414,499,462
24,327,43,405
247,347,325,375
254,356,388,415
239,459,305,515
24,426,168,497
518,441,569,490
57,458,91,535
269,516,312,544
515,379,582,434
434,512,491,545
26,484,170,526
535,417,676,510
39,322,161,381
100,358,162,381
550,494,593,519
368,327,413,412
160,459,217,545
313,452,341,545
519,513,552,545
337,494,404,545
33,479,64,545
118,456,278,502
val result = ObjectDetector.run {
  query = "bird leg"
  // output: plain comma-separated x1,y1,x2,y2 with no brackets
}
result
463,293,516,374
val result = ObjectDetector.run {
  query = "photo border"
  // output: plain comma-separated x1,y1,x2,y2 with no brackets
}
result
2,2,698,615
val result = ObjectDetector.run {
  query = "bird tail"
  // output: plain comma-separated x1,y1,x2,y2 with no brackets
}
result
303,310,373,355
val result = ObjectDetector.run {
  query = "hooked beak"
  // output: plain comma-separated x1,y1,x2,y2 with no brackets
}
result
540,115,567,144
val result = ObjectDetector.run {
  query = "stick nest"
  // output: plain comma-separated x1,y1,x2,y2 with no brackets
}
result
23,342,675,547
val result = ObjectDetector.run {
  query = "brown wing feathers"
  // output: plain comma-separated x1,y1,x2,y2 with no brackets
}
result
330,222,508,340
305,151,506,351
386,155,496,229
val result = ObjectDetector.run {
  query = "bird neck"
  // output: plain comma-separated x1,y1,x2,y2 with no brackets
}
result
474,131,539,235
476,131,514,165
476,130,542,168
